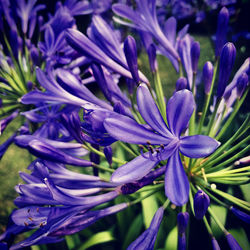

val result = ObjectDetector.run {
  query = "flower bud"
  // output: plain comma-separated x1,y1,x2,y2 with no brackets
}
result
147,43,158,73
191,41,200,73
226,233,242,250
230,207,250,223
176,77,187,91
202,61,214,95
215,7,229,57
194,190,210,219
211,237,220,250
177,212,189,234
217,43,236,98
124,35,140,84
104,146,112,166
236,73,248,99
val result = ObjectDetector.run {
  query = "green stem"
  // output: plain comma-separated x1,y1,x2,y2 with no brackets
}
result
84,144,127,165
163,199,170,209
208,207,227,233
203,216,213,236
205,145,250,173
208,187,250,211
195,135,250,173
206,98,221,136
118,141,138,157
197,60,218,134
92,163,114,173
153,70,166,122
216,87,249,140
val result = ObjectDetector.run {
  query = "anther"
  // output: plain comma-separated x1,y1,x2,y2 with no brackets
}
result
148,145,154,153
28,217,33,221
146,140,151,145
24,222,29,226
160,144,165,149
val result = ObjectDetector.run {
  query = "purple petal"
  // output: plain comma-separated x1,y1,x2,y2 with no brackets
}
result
180,135,220,158
28,140,92,167
164,17,176,46
164,150,189,206
111,154,159,184
104,115,170,145
166,89,195,137
137,83,173,138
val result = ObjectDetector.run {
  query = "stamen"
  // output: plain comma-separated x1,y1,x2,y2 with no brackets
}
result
24,222,29,226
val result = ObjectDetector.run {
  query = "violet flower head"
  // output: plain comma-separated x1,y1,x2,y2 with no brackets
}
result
202,61,214,95
194,190,210,219
127,206,164,250
230,207,250,223
124,35,140,84
191,41,200,74
211,237,220,250
147,43,158,73
104,84,220,205
217,42,236,99
176,77,187,91
215,7,229,57
236,72,248,99
226,233,242,250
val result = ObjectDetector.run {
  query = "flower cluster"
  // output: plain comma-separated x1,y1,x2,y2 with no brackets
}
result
0,1,249,250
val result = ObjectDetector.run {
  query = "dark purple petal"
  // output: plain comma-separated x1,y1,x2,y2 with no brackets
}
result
176,77,187,91
147,43,158,73
0,110,19,134
164,150,189,206
180,135,220,158
166,89,194,137
111,154,159,184
217,43,236,98
124,35,140,83
203,61,214,95
226,233,242,250
104,115,171,145
137,83,172,138
191,41,200,73
194,190,210,219
178,233,186,250
104,146,112,166
127,207,164,250
177,212,189,234
236,72,248,99
230,207,250,223
0,132,16,160
215,7,229,57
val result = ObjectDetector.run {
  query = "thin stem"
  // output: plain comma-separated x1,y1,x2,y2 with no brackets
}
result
118,141,138,157
197,60,218,134
208,207,227,233
92,163,114,173
203,216,213,236
153,70,166,122
206,98,221,136
84,144,127,165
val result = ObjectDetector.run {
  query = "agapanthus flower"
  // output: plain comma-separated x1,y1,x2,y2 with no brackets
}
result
104,84,219,205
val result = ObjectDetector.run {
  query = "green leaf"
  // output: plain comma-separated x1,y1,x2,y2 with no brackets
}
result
123,214,143,250
165,226,178,250
210,204,227,238
141,191,158,228
78,231,115,250
240,183,250,203
229,228,250,250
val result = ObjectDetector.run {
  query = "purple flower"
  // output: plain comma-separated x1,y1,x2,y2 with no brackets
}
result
112,0,179,61
0,132,16,160
0,110,18,135
202,61,214,95
217,42,236,99
230,207,250,223
176,77,187,91
211,237,220,250
104,84,220,205
194,190,210,219
127,206,164,250
215,7,229,57
226,233,242,250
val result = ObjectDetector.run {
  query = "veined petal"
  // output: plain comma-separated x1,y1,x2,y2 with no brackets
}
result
180,135,220,158
167,89,195,137
104,115,170,145
137,83,173,138
165,150,189,206
111,154,159,184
